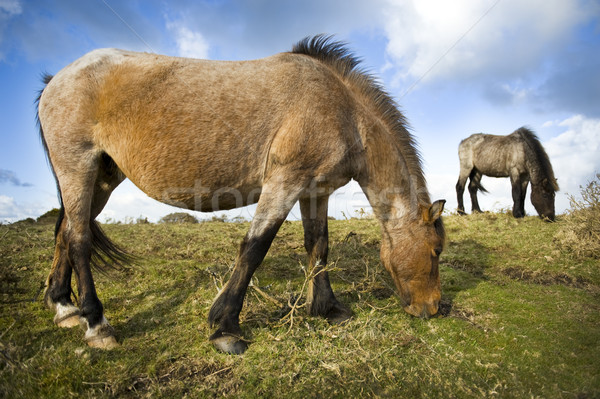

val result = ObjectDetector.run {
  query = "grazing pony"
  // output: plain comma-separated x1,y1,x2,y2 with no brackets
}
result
37,35,445,354
456,127,558,220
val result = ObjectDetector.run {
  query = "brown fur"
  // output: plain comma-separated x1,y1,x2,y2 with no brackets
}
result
37,35,445,353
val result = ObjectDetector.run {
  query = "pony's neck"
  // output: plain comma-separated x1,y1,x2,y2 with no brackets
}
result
526,157,556,189
356,115,429,223
526,162,545,187
520,132,557,190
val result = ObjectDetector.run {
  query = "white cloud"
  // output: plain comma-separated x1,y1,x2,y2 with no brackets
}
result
427,172,515,215
0,0,22,61
544,115,600,208
97,180,373,223
382,0,591,86
0,195,19,222
0,194,52,223
0,0,21,15
166,21,209,59
97,180,255,223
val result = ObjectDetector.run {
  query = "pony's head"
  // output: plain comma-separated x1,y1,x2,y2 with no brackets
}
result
531,178,558,221
380,200,446,318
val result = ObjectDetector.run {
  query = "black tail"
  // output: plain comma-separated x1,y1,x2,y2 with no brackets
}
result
36,74,132,271
36,73,60,238
474,181,488,194
469,170,488,193
89,220,133,270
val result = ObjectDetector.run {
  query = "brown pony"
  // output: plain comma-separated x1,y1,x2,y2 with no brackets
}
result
456,127,558,220
37,35,445,354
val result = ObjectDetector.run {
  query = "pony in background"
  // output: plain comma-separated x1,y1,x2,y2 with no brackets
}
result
456,127,558,220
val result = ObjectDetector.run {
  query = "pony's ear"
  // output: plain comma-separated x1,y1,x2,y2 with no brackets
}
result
421,200,445,223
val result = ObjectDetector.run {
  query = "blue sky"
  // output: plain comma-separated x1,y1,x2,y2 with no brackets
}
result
1,0,599,222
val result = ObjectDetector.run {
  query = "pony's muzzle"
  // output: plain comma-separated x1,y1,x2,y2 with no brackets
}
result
404,299,440,319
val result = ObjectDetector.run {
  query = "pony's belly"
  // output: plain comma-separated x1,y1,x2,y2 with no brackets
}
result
145,183,262,212
481,171,509,178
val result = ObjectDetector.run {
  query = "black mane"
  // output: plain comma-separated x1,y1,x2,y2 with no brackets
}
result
292,35,428,206
514,127,559,191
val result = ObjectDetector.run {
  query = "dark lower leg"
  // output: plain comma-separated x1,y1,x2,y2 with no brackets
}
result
456,178,467,215
45,219,81,326
512,180,525,218
469,182,482,213
301,197,351,323
69,234,104,328
208,219,284,353
44,234,74,309
468,171,483,213
519,180,528,217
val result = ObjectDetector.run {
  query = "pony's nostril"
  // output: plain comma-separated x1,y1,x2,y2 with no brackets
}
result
429,300,440,316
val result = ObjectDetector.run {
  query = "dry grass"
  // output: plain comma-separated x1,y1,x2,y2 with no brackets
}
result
554,173,600,259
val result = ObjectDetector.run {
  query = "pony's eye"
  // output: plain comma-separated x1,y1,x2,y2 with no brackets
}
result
433,247,442,257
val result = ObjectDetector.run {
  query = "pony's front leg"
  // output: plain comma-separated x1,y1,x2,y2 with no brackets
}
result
300,196,352,324
511,177,526,218
208,180,304,354
207,225,283,354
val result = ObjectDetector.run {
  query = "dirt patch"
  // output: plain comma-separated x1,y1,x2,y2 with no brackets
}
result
438,300,489,331
369,286,395,299
438,299,453,316
444,260,487,278
502,266,591,289
113,357,236,397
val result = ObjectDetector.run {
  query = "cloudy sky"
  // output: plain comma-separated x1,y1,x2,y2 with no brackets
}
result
1,0,599,223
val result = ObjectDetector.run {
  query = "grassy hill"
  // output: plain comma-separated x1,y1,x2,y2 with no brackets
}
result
1,210,598,398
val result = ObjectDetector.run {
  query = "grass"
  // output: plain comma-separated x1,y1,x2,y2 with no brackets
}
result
1,212,599,398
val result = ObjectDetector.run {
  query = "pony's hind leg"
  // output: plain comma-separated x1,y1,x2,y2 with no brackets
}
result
300,196,351,324
468,170,483,213
44,211,80,328
90,153,126,220
46,152,123,349
456,170,470,215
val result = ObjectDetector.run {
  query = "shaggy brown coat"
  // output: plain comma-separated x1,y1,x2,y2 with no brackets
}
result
38,36,445,353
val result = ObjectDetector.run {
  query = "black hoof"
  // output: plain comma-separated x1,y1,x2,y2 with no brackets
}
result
210,332,248,354
324,303,353,325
